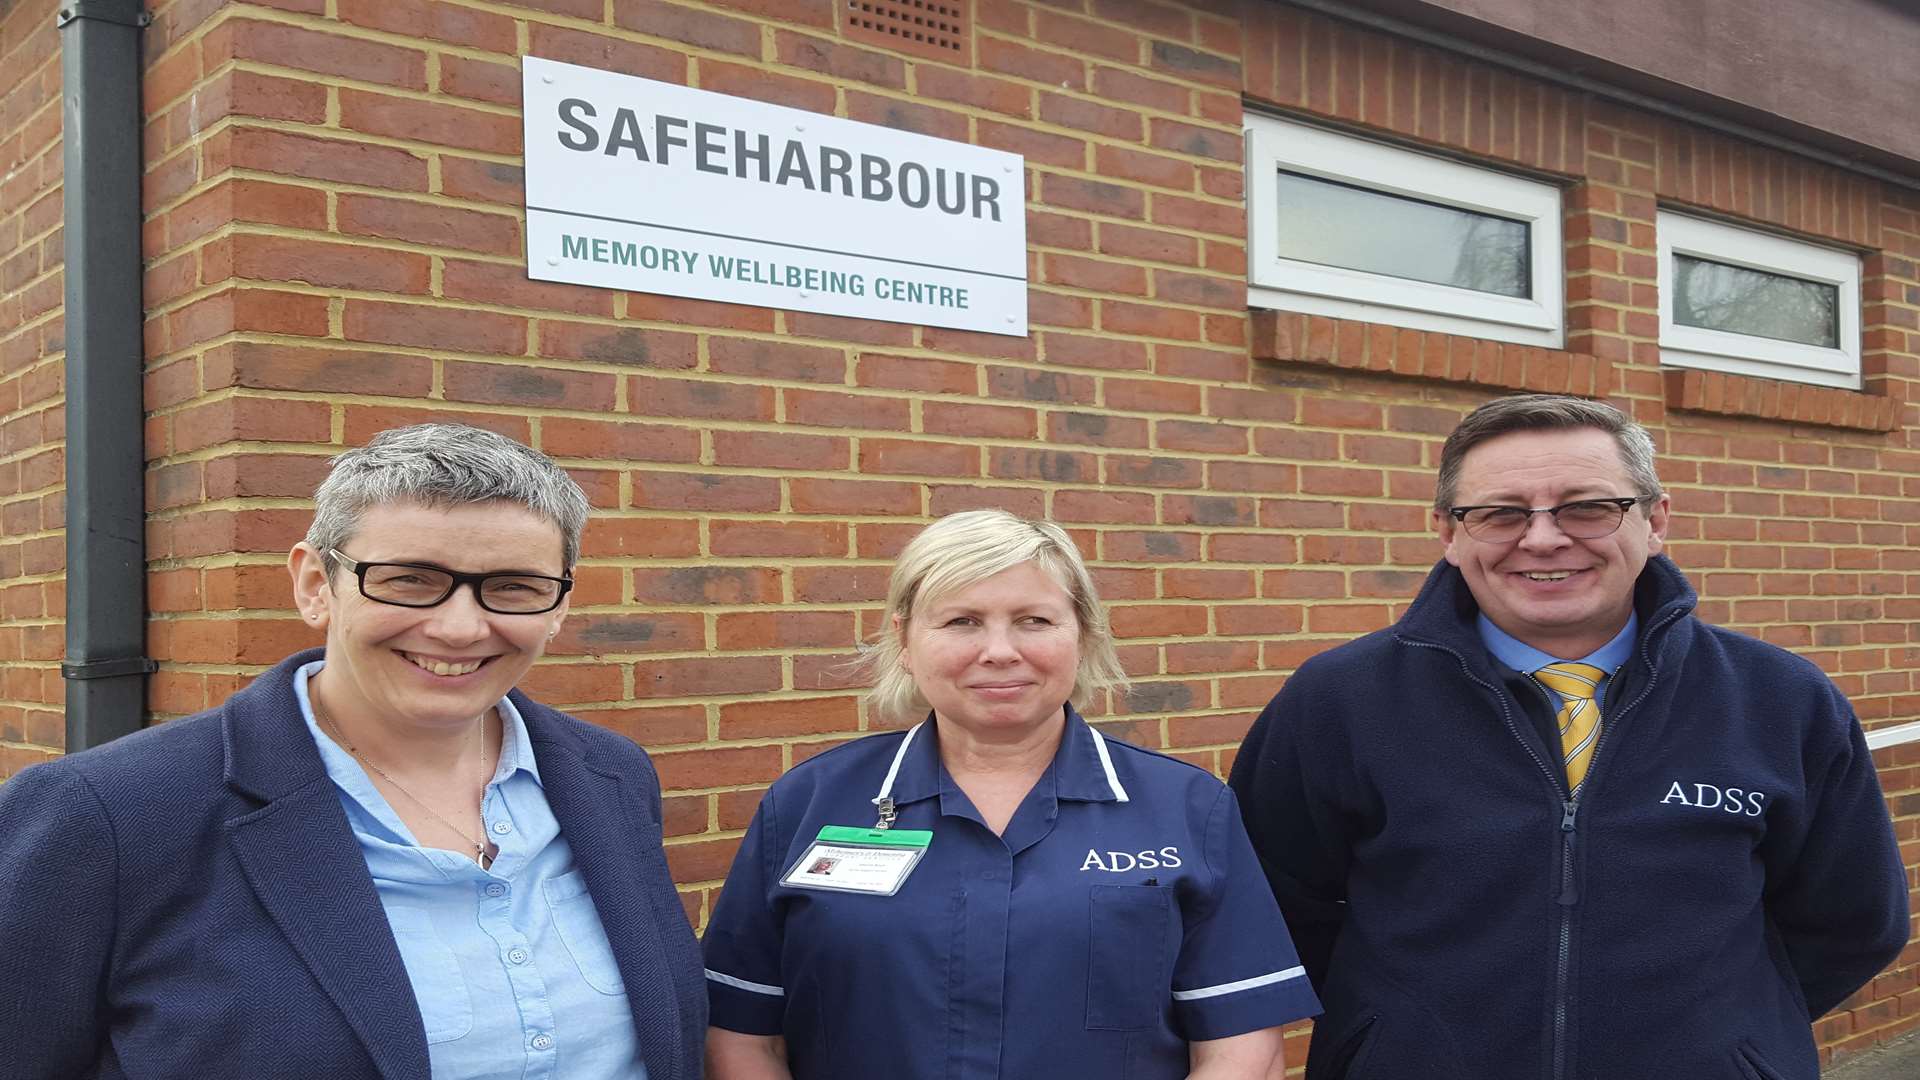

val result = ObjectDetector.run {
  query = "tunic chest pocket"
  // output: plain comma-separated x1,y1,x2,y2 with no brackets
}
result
385,906,474,1045
1085,884,1172,1031
544,871,628,995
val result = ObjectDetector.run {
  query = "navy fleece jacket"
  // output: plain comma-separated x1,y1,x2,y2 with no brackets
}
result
1229,556,1908,1080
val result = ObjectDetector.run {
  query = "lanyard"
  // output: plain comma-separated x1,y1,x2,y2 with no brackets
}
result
869,721,923,830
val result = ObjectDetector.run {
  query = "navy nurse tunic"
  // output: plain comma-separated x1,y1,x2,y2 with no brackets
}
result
703,706,1321,1079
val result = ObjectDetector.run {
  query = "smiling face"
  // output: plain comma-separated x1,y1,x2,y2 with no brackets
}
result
899,561,1081,739
1436,426,1670,659
289,500,569,735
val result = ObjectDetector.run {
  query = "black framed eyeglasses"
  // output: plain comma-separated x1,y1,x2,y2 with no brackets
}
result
330,550,573,614
1447,496,1655,542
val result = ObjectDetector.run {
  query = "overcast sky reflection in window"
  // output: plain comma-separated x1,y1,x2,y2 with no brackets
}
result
1276,171,1531,298
1672,254,1839,348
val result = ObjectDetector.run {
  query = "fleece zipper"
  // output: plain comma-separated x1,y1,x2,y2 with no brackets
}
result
1400,602,1686,1079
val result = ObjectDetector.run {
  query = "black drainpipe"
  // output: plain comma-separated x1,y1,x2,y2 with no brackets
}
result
58,0,156,750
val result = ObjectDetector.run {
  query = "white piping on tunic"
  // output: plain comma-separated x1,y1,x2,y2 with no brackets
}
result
874,720,1130,803
1169,966,1307,1001
1088,728,1130,802
871,722,924,805
705,968,785,996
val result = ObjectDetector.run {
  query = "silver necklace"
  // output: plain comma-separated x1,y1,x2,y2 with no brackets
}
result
314,696,495,869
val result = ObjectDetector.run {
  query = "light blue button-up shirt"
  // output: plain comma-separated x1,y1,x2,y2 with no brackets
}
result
296,661,646,1080
1478,612,1638,710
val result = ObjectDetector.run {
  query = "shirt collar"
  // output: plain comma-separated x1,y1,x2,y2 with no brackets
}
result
1477,611,1638,676
295,659,542,794
879,703,1129,809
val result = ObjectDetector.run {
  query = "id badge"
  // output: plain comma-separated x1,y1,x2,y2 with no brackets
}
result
779,825,932,896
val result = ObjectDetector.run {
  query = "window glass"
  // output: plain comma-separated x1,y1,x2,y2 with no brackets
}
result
1672,254,1838,348
1276,172,1531,298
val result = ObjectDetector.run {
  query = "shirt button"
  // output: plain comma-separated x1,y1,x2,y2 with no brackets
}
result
491,820,513,835
484,883,507,898
531,1033,554,1051
508,947,530,965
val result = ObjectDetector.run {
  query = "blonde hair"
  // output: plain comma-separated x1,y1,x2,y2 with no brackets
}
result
860,510,1129,723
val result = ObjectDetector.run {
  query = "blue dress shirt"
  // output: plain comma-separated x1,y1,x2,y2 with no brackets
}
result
296,661,647,1080
1477,612,1638,710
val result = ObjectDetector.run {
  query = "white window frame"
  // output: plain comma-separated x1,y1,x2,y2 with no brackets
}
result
1245,114,1564,349
1657,211,1861,390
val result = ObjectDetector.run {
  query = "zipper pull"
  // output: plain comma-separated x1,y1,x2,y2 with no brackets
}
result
1558,799,1579,906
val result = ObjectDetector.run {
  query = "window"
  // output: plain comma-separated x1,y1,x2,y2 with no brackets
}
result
1246,114,1564,348
1657,211,1861,389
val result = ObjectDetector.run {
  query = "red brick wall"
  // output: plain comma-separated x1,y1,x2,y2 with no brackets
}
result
0,0,66,778
3,0,1915,1066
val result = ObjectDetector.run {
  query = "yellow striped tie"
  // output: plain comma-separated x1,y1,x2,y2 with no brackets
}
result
1533,662,1606,794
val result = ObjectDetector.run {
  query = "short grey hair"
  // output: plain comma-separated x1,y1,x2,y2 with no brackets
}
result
305,423,590,574
859,510,1129,724
1435,395,1662,511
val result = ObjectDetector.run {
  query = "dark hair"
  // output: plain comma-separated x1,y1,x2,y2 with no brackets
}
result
1435,395,1662,510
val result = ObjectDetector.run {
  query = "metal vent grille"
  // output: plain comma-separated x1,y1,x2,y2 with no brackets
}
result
844,0,969,61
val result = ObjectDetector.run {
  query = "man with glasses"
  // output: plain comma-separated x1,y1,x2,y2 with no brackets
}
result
1230,394,1906,1080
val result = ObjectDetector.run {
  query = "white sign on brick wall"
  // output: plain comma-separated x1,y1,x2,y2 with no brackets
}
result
522,56,1028,336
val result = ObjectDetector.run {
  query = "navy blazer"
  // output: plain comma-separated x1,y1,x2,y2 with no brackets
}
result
0,649,706,1080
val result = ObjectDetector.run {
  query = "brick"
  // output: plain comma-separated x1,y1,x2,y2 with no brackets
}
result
979,35,1088,90
710,338,846,383
859,438,980,477
784,388,911,430
1092,65,1189,112
856,353,977,395
439,56,519,108
612,0,761,56
630,376,775,421
652,744,785,790
225,128,429,192
718,695,860,738
338,89,520,155
528,23,687,83
633,566,782,605
343,301,526,355
1099,223,1200,266
928,485,1046,518
212,19,427,90
230,235,430,295
632,471,778,512
1048,411,1148,448
790,477,919,515
537,322,697,368
448,260,621,317
336,0,518,52
715,608,858,649
698,60,834,113
337,194,520,257
441,361,616,410
709,520,847,558
712,430,847,470
440,156,524,206
1041,174,1145,219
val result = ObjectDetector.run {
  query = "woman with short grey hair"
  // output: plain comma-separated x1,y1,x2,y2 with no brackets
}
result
1,422,706,1080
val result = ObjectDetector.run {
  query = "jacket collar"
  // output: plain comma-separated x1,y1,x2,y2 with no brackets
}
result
1393,556,1698,672
220,648,431,1080
881,703,1131,808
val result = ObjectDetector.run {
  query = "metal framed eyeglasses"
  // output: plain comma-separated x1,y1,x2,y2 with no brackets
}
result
329,551,573,614
1446,496,1656,542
